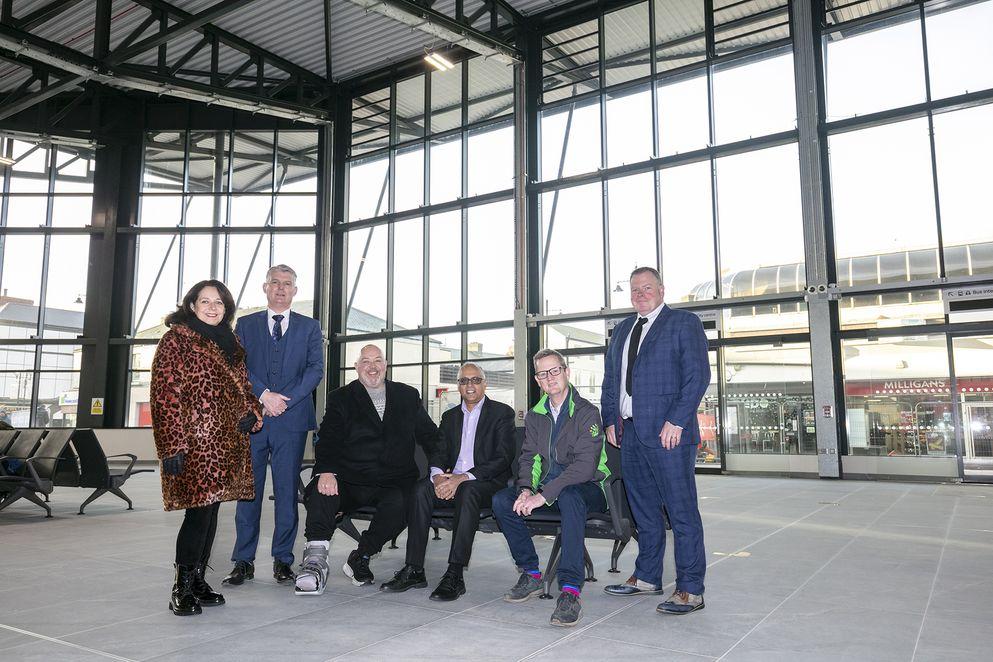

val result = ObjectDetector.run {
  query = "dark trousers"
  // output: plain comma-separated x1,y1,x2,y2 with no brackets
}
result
232,428,308,564
491,482,606,590
622,423,706,594
303,477,408,556
176,502,221,566
405,477,502,569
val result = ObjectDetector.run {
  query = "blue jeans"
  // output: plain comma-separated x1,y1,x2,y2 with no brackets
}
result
492,481,606,590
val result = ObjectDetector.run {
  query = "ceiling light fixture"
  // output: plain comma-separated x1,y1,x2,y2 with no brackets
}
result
424,52,454,71
0,156,14,167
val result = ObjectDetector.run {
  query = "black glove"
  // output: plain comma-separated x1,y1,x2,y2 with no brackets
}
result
238,412,258,434
162,452,185,476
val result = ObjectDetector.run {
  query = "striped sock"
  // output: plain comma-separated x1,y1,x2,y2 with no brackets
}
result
562,584,580,597
526,569,541,579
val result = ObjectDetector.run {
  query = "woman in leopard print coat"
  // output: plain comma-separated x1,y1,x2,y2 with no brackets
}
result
151,279,262,616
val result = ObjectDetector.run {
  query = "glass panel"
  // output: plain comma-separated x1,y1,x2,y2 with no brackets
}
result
716,143,804,296
608,172,657,310
0,234,44,313
712,48,796,144
724,342,815,455
467,121,513,197
427,362,459,421
0,345,35,369
185,195,226,228
225,233,270,312
392,217,423,332
37,371,78,427
127,367,152,427
933,105,993,277
229,195,275,227
394,336,425,365
540,182,604,314
540,97,601,181
829,118,938,271
0,370,33,426
714,0,791,55
429,211,462,326
394,144,425,213
654,0,705,73
842,335,954,457
544,319,606,351
42,235,88,338
657,69,710,156
393,364,424,399
187,131,229,194
4,195,48,228
230,131,274,193
471,358,516,411
180,234,214,303
467,200,514,323
825,0,915,25
275,131,318,193
53,148,94,194
468,57,513,124
347,154,389,222
429,134,462,205
274,194,316,227
567,353,605,409
272,234,315,311
139,195,182,227
824,15,925,121
352,88,390,155
51,195,92,228
603,2,651,87
925,0,993,101
542,19,600,104
953,334,993,478
133,233,180,337
660,161,715,304
605,84,653,167
396,74,426,143
428,331,461,363
467,328,514,359
345,225,388,333
431,63,463,134
697,350,720,467
143,132,185,192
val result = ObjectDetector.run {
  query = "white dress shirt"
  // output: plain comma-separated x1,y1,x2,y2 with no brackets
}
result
266,307,291,337
619,302,665,420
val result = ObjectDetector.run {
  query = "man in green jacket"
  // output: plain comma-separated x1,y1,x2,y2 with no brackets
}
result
492,348,609,627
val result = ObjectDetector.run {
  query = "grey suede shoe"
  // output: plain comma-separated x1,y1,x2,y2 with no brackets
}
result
550,591,582,627
503,572,544,603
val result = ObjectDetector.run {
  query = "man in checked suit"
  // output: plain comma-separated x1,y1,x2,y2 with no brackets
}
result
224,264,324,586
601,266,711,614
380,362,515,601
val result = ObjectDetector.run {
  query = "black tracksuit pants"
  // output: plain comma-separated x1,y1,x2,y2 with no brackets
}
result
303,477,409,557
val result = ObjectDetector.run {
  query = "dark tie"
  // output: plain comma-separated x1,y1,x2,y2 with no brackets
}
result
625,317,648,396
271,314,284,342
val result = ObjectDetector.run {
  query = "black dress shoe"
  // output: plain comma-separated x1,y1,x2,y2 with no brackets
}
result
273,560,296,584
222,560,254,586
380,564,427,592
429,572,466,602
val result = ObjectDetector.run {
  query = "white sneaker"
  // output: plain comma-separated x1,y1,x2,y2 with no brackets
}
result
294,541,330,596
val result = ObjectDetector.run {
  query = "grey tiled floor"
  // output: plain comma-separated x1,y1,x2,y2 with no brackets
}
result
2,473,992,661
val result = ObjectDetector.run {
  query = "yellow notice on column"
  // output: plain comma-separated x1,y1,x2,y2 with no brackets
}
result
90,398,104,416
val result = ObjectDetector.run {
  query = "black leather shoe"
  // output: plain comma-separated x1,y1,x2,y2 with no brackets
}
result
273,560,296,584
380,564,427,592
169,564,202,616
222,560,254,586
429,572,466,602
192,563,225,606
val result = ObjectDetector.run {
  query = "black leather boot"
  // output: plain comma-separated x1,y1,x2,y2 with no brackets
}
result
192,563,225,606
170,564,203,616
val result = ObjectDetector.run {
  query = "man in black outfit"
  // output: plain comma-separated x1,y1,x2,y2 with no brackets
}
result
380,362,515,601
294,344,438,596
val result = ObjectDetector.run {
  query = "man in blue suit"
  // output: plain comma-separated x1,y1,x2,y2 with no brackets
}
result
224,264,324,586
601,266,710,614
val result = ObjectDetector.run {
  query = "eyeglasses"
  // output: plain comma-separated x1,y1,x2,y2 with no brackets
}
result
457,376,484,386
534,365,566,381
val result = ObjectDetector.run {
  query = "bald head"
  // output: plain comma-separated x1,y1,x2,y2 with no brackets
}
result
355,344,386,389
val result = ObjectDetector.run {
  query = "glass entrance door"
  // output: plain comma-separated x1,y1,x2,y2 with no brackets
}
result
950,334,993,482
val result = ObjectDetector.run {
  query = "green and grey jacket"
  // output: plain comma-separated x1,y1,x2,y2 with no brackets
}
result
516,385,610,504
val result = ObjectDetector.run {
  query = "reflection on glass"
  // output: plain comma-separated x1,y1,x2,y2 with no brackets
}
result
952,334,993,476
467,201,514,323
540,98,601,180
608,173,657,310
829,118,938,266
36,371,78,427
143,132,185,192
724,343,815,455
603,2,650,87
658,70,709,156
697,350,720,467
842,335,954,457
540,183,604,314
345,225,388,333
396,75,426,143
467,122,513,197
392,218,423,331
712,48,796,144
654,0,705,72
716,143,804,292
542,19,600,104
605,85,653,167
231,132,275,193
925,1,993,100
351,89,390,156
933,105,993,277
824,15,925,120
429,211,462,326
187,131,228,194
661,161,715,304
469,57,513,124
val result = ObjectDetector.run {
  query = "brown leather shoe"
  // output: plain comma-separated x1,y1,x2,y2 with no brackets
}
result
657,589,704,614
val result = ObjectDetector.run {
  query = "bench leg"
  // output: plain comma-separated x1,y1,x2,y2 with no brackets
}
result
0,488,52,518
609,539,628,573
539,533,561,600
78,488,107,515
584,546,596,582
432,527,441,541
109,487,134,510
389,536,399,549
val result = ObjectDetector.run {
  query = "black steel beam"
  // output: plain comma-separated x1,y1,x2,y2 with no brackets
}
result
167,36,210,76
0,75,85,121
94,0,112,59
13,0,87,32
108,0,258,64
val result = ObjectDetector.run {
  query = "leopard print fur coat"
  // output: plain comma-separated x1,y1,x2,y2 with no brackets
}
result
150,323,262,511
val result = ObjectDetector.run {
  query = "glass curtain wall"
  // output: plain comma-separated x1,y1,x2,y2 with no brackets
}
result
827,0,993,467
337,55,517,421
0,137,92,427
535,0,812,468
126,130,319,426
